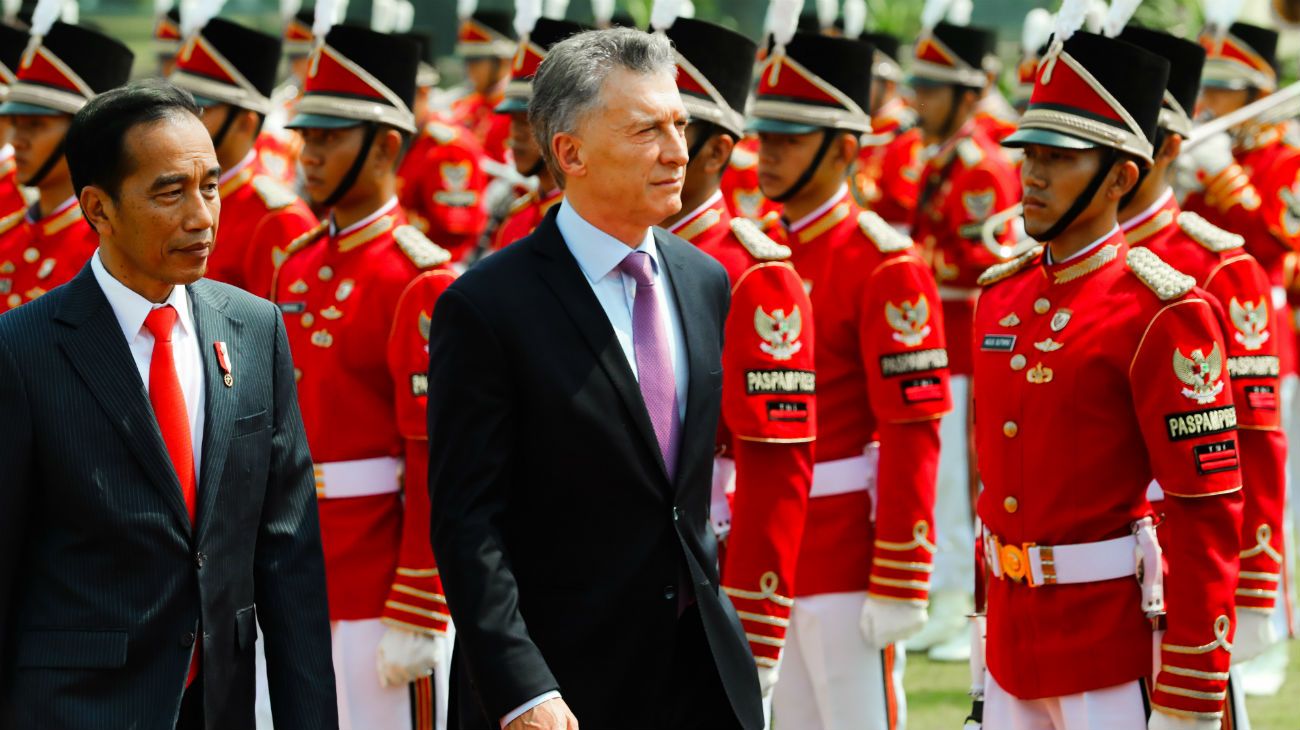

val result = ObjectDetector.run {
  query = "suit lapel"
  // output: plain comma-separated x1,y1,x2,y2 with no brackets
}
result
530,213,671,483
190,281,242,542
54,266,192,532
656,231,715,490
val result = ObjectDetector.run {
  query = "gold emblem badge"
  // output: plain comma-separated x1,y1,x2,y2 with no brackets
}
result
1173,343,1225,404
288,279,309,294
318,265,334,281
336,279,355,301
0,261,13,274
36,259,55,280
755,305,804,361
1050,309,1072,332
321,306,344,320
22,247,38,264
962,189,995,221
310,329,334,348
1033,298,1050,314
1229,297,1270,351
885,295,932,347
998,313,1020,327
301,313,315,328
441,161,470,191
1034,338,1063,352
1026,362,1053,384
418,310,432,342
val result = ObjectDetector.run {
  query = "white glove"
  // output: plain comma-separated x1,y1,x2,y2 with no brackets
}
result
1231,608,1279,665
859,596,928,647
376,627,449,688
756,663,780,698
1148,709,1220,730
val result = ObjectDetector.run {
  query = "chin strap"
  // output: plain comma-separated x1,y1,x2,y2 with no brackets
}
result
211,105,242,152
1032,147,1119,244
25,136,66,188
1118,129,1164,211
319,123,380,210
768,129,840,204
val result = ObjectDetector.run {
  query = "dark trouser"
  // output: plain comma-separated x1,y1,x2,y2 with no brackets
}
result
175,674,203,730
660,604,743,730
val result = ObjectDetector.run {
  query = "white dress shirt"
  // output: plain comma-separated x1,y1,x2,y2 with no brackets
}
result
91,250,206,475
499,202,692,728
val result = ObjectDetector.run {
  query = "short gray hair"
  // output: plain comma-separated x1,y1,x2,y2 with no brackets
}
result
528,28,677,187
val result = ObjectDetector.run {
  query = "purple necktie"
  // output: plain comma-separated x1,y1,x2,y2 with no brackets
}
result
619,250,681,478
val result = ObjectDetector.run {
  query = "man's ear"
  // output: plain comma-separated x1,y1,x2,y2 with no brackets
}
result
1110,158,1141,200
552,132,585,180
1159,133,1183,165
835,131,860,167
237,110,261,139
80,185,113,237
703,133,736,178
372,127,405,169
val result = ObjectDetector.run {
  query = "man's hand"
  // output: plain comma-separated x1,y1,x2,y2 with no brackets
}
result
376,627,449,688
1232,608,1279,665
756,663,780,698
506,697,579,730
859,596,927,647
1148,709,1219,730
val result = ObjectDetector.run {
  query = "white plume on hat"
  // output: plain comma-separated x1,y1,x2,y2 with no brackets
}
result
457,0,476,22
313,0,350,45
946,0,973,26
1022,7,1054,51
1204,0,1244,36
769,0,802,49
542,0,569,20
1102,0,1142,37
371,0,414,34
815,0,838,30
514,0,542,37
921,0,953,33
651,0,683,32
843,0,867,37
180,0,225,40
591,0,615,25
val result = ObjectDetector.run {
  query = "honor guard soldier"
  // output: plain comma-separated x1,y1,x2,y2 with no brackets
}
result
852,31,923,231
395,114,489,265
978,23,1242,730
751,13,953,727
1117,24,1286,674
908,18,1021,661
488,15,581,251
655,11,816,703
0,17,133,313
450,3,515,164
169,16,317,296
720,133,781,223
0,24,31,224
273,20,456,730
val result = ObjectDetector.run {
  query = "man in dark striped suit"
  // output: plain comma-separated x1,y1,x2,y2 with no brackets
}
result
0,79,337,730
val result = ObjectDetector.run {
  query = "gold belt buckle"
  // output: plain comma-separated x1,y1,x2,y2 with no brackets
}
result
996,540,1039,587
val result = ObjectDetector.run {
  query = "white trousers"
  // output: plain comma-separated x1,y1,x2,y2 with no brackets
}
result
984,670,1146,730
934,375,975,594
771,591,906,730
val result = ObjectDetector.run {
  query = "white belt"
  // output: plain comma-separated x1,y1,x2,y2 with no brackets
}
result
810,444,880,500
938,285,979,303
314,456,402,499
711,456,737,539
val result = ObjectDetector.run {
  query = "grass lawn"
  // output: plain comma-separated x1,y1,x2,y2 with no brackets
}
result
904,641,1300,729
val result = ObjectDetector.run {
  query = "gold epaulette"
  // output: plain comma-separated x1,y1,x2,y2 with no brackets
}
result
957,137,985,167
394,225,452,269
425,121,459,145
729,217,791,261
0,207,23,237
1177,211,1244,253
251,175,297,210
1127,246,1197,301
857,210,913,254
276,220,327,267
978,244,1044,286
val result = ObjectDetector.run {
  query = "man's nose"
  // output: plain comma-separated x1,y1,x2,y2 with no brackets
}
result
662,126,689,167
185,187,216,231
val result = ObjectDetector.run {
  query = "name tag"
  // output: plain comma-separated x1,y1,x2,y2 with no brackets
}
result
278,301,306,314
981,334,1016,352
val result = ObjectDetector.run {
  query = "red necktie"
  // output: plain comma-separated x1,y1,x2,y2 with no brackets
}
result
143,305,200,686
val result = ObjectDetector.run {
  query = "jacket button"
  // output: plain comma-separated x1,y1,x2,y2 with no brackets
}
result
1010,354,1027,371
1003,421,1018,438
1034,298,1050,314
1004,496,1019,513
672,506,681,522
195,552,207,569
182,632,196,647
663,585,677,601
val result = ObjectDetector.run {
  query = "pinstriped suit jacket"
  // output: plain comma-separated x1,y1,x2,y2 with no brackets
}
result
0,266,337,730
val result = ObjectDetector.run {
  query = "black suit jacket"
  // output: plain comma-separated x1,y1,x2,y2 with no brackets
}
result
0,267,336,730
428,210,764,730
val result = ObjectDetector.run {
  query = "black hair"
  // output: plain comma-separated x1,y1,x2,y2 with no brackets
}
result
65,78,202,201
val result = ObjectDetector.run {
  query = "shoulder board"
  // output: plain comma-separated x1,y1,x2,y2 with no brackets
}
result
957,137,985,168
282,220,327,261
857,210,913,253
729,146,758,170
1176,211,1244,253
425,121,459,145
977,244,1044,287
251,175,297,210
729,217,791,261
1126,246,1197,301
394,224,452,269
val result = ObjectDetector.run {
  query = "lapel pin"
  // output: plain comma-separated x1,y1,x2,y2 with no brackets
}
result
214,341,233,388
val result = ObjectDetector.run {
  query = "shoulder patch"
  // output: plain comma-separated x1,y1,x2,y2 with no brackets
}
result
1177,211,1244,253
394,224,452,269
957,138,984,167
1127,246,1197,301
251,175,297,210
729,146,758,170
857,210,913,253
425,121,459,145
978,244,1044,286
729,217,791,261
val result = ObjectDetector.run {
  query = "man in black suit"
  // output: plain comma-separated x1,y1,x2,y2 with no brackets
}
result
428,28,764,730
0,80,336,730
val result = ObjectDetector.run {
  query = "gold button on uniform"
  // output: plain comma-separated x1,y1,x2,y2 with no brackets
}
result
1004,496,1019,513
1003,421,1018,438
1010,354,1027,370
1034,298,1050,314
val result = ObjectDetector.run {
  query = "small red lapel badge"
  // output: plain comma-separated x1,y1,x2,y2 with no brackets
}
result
214,341,233,388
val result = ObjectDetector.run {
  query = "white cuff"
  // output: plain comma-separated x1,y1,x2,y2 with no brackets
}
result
501,691,562,728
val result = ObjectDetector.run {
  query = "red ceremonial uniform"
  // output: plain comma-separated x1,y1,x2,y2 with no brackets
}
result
272,198,454,621
491,187,561,251
774,185,952,602
974,232,1243,719
450,89,509,163
205,151,317,295
384,266,458,638
1124,192,1287,614
397,118,490,264
666,191,815,665
0,197,96,313
913,121,1020,375
253,129,300,187
721,136,781,222
0,147,27,223
854,98,923,228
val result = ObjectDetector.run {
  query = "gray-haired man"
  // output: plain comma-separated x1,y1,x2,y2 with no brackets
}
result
427,28,765,730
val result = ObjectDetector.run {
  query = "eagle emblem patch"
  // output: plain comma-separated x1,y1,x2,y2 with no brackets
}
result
886,295,932,347
1174,343,1225,404
1229,297,1270,351
755,305,803,361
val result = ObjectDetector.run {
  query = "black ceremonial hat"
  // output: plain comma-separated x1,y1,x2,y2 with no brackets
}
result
1118,25,1205,138
171,18,282,113
749,32,874,135
287,24,418,133
860,31,902,83
0,21,134,116
912,21,996,88
665,17,757,138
